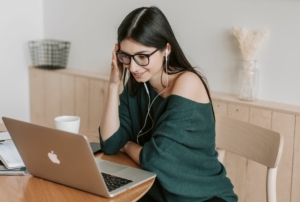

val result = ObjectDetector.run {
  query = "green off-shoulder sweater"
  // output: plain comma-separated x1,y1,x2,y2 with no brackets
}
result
100,82,237,202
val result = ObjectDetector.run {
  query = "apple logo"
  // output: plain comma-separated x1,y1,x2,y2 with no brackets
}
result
48,151,60,164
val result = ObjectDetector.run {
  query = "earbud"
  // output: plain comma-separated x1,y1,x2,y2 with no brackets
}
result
165,49,168,55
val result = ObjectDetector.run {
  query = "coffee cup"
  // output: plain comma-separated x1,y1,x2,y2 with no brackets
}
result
54,116,80,134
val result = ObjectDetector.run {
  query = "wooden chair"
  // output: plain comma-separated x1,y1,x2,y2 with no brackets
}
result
215,114,284,202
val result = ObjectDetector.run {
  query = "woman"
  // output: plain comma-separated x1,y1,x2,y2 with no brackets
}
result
99,6,237,202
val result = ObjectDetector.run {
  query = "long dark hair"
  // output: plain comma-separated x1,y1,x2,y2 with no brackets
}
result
117,6,214,108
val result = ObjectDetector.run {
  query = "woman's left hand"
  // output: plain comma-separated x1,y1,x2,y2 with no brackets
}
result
123,141,143,165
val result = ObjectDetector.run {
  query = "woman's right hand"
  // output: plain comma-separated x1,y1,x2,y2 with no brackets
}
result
100,44,122,141
110,44,122,85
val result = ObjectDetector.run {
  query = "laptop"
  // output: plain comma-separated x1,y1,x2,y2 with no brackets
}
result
2,117,156,198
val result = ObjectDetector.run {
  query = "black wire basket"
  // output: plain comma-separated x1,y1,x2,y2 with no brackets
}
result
29,39,71,70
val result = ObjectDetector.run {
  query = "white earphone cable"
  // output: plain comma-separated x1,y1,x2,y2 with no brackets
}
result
137,48,169,144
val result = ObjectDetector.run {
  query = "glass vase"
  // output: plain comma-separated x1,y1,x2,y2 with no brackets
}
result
238,60,259,101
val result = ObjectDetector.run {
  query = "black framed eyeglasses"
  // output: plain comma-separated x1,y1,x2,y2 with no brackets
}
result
116,49,159,66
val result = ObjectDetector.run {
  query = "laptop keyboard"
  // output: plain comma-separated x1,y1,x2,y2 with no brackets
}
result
101,172,133,192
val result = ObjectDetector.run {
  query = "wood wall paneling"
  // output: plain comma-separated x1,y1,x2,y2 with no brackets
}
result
75,77,89,133
45,71,61,127
249,108,272,129
61,74,75,116
29,68,45,125
227,104,250,122
272,112,295,202
212,101,227,115
291,116,300,202
89,79,108,133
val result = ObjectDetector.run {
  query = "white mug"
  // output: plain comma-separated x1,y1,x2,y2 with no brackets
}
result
54,116,80,134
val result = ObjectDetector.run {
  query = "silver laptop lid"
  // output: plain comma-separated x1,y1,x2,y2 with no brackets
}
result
2,117,110,197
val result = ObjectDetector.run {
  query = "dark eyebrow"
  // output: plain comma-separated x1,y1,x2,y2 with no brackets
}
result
119,50,153,55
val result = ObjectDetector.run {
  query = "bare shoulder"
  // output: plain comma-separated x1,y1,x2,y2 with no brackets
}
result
171,71,210,103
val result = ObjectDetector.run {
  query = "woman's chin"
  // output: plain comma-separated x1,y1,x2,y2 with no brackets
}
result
133,75,149,83
135,78,148,83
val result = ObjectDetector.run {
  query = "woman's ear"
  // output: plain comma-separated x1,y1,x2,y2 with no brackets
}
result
165,43,171,56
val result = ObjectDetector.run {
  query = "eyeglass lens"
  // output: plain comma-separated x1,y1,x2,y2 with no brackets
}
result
117,53,149,66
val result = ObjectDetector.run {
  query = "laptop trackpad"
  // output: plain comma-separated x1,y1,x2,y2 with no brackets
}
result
95,159,127,174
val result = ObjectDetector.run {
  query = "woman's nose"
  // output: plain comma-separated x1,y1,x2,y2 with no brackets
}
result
128,59,140,72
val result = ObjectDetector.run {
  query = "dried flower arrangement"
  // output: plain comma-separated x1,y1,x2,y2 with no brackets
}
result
231,26,268,63
231,26,269,101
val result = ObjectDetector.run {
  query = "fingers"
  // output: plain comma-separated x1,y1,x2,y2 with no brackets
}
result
110,43,123,84
114,43,119,52
111,53,117,72
111,51,116,63
111,44,119,73
111,43,119,63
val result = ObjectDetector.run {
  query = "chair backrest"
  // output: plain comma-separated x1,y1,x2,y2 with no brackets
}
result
215,114,284,202
215,114,284,168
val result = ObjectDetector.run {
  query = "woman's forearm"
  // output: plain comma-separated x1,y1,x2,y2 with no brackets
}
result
124,141,142,165
100,83,120,141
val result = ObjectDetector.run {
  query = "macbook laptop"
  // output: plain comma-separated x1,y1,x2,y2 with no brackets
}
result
2,117,156,198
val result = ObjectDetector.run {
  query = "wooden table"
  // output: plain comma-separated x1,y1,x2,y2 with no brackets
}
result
0,123,155,202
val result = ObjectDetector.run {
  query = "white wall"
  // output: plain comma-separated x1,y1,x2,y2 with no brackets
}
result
0,0,43,122
41,0,300,106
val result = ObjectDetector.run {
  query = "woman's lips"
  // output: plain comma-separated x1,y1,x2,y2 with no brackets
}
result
132,71,146,78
